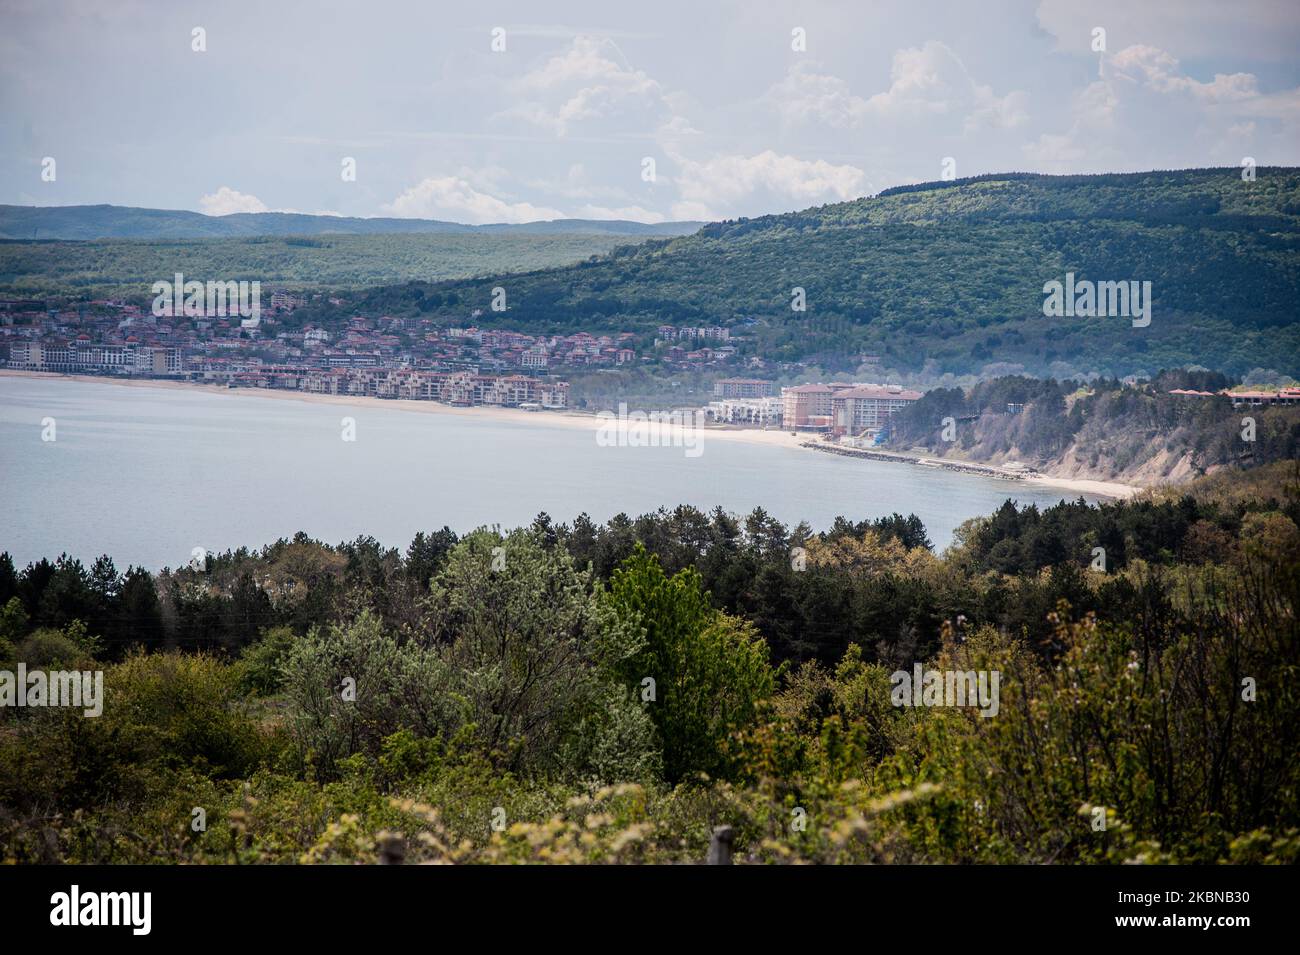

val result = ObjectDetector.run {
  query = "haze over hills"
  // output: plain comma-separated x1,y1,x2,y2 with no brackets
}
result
0,203,703,241
341,168,1300,379
0,233,684,300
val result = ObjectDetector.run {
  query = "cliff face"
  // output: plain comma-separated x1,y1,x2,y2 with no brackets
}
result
921,438,1206,487
890,385,1299,488
1045,445,1202,486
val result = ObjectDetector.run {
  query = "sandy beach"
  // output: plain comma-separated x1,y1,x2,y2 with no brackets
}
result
1024,473,1140,500
0,369,1141,498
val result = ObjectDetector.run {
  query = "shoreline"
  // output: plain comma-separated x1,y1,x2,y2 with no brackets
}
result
0,368,807,450
797,438,1141,499
0,369,1142,498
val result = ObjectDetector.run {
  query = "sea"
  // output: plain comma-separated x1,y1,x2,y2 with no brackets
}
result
0,375,1106,570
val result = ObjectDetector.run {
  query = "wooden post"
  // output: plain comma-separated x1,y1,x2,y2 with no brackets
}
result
379,836,405,865
707,825,734,865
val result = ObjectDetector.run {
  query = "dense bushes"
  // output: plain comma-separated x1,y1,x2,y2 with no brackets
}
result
279,530,666,783
0,465,1296,863
282,613,454,778
5,463,1294,670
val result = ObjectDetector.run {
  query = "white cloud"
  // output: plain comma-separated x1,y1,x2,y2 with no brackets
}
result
656,114,700,143
382,176,564,224
864,43,964,118
1027,43,1300,168
669,150,868,220
1022,132,1088,165
1111,45,1257,102
198,186,269,216
573,204,666,223
964,88,1031,133
864,42,1029,131
503,35,670,136
763,45,1027,134
765,63,870,128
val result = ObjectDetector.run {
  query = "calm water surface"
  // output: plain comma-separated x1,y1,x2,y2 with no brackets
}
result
0,376,1105,569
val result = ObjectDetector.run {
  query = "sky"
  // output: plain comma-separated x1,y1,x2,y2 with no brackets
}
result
2,0,1298,224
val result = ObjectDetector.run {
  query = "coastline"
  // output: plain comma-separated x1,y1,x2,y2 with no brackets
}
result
796,436,1140,499
0,368,806,450
0,369,1142,498
1023,473,1141,500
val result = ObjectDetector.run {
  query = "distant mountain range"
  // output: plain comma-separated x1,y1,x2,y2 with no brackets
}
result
0,204,702,241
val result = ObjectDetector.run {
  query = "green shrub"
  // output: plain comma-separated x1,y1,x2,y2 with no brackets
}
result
237,625,296,696
281,612,454,780
607,545,776,783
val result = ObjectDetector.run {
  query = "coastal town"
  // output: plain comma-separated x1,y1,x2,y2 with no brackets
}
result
0,294,771,412
0,294,909,433
0,295,932,442
4,295,1298,444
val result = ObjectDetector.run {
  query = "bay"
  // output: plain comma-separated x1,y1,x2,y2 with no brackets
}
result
0,375,1105,570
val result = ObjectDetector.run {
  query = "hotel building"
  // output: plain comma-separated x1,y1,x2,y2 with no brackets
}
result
781,382,921,434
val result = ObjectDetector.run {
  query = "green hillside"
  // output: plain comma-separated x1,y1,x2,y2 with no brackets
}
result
0,232,675,299
343,169,1300,378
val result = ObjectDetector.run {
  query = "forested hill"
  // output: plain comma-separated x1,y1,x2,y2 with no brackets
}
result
0,204,702,240
345,168,1300,378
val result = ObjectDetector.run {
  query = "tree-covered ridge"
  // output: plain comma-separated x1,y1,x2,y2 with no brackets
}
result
0,232,674,300
1,464,1296,864
339,168,1300,378
782,168,1300,230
